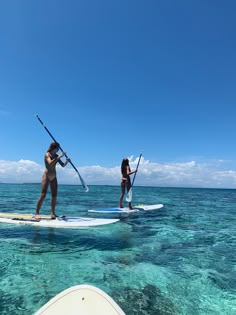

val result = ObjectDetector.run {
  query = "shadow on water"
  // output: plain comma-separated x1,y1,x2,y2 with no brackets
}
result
0,221,138,254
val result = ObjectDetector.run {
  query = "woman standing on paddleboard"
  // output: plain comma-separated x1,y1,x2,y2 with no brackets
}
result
119,158,137,209
35,142,70,219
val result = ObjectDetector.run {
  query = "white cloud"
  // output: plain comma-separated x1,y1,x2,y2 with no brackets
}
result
1,157,236,188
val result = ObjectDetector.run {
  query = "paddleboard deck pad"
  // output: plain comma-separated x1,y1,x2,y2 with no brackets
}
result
35,284,125,315
0,213,119,228
88,204,164,214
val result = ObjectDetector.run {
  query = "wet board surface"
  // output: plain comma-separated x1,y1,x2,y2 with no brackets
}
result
88,204,164,214
88,208,139,214
134,204,164,211
0,213,119,228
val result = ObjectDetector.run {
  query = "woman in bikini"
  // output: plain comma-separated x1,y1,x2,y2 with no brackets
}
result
35,142,70,219
119,158,137,210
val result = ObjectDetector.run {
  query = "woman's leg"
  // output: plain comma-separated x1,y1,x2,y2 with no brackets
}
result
119,181,126,208
35,174,49,218
126,180,133,209
50,177,58,218
128,201,133,210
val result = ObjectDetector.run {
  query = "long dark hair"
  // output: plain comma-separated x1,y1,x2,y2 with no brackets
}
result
47,142,60,152
121,158,130,175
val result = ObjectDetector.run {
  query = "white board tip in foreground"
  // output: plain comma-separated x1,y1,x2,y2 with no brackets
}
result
35,284,126,315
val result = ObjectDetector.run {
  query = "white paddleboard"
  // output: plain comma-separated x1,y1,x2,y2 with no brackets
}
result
88,204,164,214
134,204,164,211
35,284,125,315
88,207,139,214
0,213,119,228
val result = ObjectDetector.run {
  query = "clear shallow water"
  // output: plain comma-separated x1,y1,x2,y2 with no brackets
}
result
0,184,235,315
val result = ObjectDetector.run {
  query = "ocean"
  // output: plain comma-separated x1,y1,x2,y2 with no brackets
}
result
0,184,235,315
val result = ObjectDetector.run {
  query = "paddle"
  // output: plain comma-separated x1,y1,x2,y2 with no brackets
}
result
126,152,142,202
36,115,89,192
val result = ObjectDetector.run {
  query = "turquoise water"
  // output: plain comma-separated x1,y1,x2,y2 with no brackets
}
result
0,184,235,315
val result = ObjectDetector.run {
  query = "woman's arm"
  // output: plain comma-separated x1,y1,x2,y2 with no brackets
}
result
58,157,71,168
46,152,67,166
127,166,137,176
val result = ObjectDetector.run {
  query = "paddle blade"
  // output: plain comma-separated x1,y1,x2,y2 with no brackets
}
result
126,188,132,202
78,173,89,192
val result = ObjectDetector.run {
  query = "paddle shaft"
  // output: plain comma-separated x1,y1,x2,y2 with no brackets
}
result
125,153,142,202
131,152,142,187
36,115,88,191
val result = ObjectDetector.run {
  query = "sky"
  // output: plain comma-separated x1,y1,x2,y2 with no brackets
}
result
1,1,236,188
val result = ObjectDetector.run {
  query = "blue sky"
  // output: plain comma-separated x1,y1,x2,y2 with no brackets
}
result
1,1,236,188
